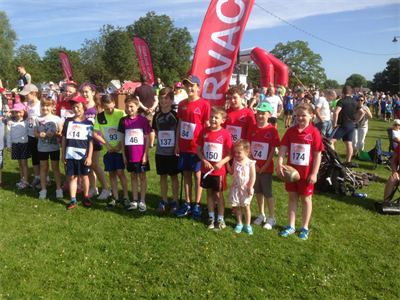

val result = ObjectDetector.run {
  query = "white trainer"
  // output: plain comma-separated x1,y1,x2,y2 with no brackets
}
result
55,189,64,199
263,218,276,230
89,187,99,198
253,214,266,226
39,189,47,199
138,201,147,212
97,189,112,200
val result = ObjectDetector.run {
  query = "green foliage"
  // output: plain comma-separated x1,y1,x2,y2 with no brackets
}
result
12,44,44,87
247,64,261,87
270,40,327,90
127,11,193,86
345,73,367,88
41,47,69,85
0,11,18,83
323,79,341,89
371,57,400,94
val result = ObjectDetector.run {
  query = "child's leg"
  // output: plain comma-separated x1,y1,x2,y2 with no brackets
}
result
194,171,203,205
244,205,251,226
160,174,168,201
130,172,139,200
170,174,179,202
20,159,29,182
81,175,89,196
40,160,49,190
18,160,24,180
256,193,265,215
139,172,147,201
183,171,193,203
216,191,225,218
109,171,119,199
265,197,275,219
51,160,62,190
89,169,97,191
69,175,78,199
300,195,312,229
288,191,300,228
91,151,108,190
117,169,128,199
206,189,215,216
236,206,243,224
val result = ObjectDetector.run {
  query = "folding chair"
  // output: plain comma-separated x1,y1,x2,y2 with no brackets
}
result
387,128,395,152
369,138,393,170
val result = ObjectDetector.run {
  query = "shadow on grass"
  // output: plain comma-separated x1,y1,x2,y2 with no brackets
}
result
315,190,377,212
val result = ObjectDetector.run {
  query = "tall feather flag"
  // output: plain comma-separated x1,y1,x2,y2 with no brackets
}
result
132,36,155,85
59,51,74,80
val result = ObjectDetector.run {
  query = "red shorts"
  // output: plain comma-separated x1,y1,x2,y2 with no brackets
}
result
285,179,314,196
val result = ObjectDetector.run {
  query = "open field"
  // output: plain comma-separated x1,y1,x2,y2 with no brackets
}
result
0,118,399,299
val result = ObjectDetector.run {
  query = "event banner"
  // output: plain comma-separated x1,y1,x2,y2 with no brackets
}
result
191,0,255,107
59,51,74,80
132,36,155,85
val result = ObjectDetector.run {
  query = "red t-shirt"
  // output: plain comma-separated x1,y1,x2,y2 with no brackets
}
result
196,127,232,176
246,123,280,173
395,144,400,165
177,98,210,153
224,107,256,143
55,100,73,122
280,124,324,179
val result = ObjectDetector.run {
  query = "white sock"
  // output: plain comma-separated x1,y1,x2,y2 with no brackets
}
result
217,215,224,221
208,212,215,219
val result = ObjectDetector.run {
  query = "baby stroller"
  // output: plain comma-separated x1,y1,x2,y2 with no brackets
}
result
316,137,363,195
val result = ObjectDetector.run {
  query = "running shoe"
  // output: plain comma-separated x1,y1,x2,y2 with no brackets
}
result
175,203,191,217
89,187,99,198
156,201,169,212
61,182,69,192
36,180,51,189
83,198,92,207
191,204,202,219
139,201,147,212
280,225,296,237
29,178,40,189
67,201,77,210
214,219,226,231
244,225,253,235
263,218,276,230
169,201,179,214
234,223,243,233
55,189,64,199
124,200,137,211
107,199,119,208
38,189,47,199
253,214,266,226
298,227,309,240
97,189,112,200
207,218,215,229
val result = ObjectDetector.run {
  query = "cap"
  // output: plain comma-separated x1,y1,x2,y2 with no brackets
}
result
11,102,26,112
255,102,273,113
49,81,54,86
0,88,5,92
182,75,201,86
382,95,386,98
295,87,305,93
68,95,87,105
174,82,182,88
19,84,38,96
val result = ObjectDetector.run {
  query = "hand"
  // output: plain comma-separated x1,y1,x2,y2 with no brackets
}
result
391,172,400,181
39,132,46,138
84,157,92,166
307,173,317,185
62,157,67,165
175,145,180,157
255,164,261,173
203,160,213,169
247,188,253,197
142,155,148,165
276,164,286,180
214,161,222,170
6,147,11,153
106,143,114,153
47,132,55,138
122,155,128,165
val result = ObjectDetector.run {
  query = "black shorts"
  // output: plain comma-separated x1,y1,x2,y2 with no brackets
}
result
66,159,90,176
93,144,103,152
200,173,226,192
156,154,180,176
284,109,293,116
268,117,278,125
28,136,40,166
39,150,60,161
127,161,150,173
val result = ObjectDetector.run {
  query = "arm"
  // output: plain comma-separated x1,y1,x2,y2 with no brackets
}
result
314,107,324,123
390,152,399,179
363,106,373,119
353,108,365,124
6,121,11,152
174,119,181,156
26,74,31,84
307,151,322,185
226,160,233,175
249,98,256,111
277,104,283,117
85,140,93,166
259,147,276,173
214,148,233,171
121,133,127,165
93,129,115,153
142,133,150,165
148,96,159,113
275,145,289,179
196,145,213,170
332,106,342,128
247,162,256,196
61,136,67,164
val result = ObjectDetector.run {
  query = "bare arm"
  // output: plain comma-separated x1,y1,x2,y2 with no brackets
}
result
307,151,321,185
332,106,342,128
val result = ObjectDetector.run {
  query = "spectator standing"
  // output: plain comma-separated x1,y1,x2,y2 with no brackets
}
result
17,65,31,103
314,92,332,137
380,95,387,121
264,86,283,128
352,96,372,158
172,82,188,112
283,89,294,129
47,82,60,103
153,77,163,96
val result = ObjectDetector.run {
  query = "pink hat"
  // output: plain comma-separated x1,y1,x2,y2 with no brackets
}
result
68,95,87,105
174,82,182,88
11,102,26,112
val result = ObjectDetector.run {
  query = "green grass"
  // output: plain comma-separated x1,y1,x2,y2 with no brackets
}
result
0,118,399,299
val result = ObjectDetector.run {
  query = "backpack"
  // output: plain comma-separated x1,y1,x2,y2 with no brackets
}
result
316,164,347,195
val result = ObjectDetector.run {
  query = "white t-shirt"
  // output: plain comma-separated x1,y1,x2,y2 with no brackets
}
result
264,95,282,118
393,129,400,149
314,97,330,124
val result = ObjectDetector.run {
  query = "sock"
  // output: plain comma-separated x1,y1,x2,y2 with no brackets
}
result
84,195,89,199
208,212,215,219
35,175,40,179
71,198,77,202
46,176,50,181
217,215,224,221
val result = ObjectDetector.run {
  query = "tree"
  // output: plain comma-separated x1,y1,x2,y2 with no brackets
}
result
345,73,367,88
270,40,326,90
371,57,400,95
247,64,261,87
323,79,341,89
0,11,18,87
127,12,193,86
12,44,44,86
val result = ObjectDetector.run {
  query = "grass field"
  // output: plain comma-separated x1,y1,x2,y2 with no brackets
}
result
0,118,399,299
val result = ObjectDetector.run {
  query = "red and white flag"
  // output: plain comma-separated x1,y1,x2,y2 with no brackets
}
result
191,0,255,107
59,51,73,80
132,36,155,85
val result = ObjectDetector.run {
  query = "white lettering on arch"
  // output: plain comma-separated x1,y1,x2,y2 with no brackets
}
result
216,0,245,24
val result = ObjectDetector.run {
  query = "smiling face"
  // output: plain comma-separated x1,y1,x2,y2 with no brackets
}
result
228,93,244,110
159,94,173,110
13,109,25,120
295,107,313,128
234,145,249,162
256,110,270,126
184,83,200,100
210,111,225,130
65,86,77,98
72,102,85,118
81,86,94,102
126,101,139,117
41,104,53,116
102,102,115,115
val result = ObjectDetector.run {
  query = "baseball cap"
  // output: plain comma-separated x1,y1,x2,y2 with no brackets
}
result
68,95,87,105
174,82,182,88
256,102,273,113
11,102,26,112
19,83,39,95
182,75,201,86
49,81,54,85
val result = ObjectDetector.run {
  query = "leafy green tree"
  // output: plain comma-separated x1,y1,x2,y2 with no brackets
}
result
103,28,139,83
247,64,261,87
270,40,326,90
323,79,341,89
12,44,44,87
127,11,193,86
345,73,367,88
0,11,18,87
371,57,400,95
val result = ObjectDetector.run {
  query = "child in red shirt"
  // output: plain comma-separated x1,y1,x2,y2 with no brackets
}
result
246,102,280,230
276,103,324,240
197,106,232,230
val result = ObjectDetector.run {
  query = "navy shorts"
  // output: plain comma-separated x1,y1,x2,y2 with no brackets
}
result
156,154,180,176
103,152,125,171
127,161,150,173
39,150,60,161
66,159,90,176
331,125,355,142
178,152,201,172
200,174,226,192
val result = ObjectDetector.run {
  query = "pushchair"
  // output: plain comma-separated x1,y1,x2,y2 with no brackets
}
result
315,137,364,195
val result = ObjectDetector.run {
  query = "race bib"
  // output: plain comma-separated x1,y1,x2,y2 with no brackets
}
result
204,142,223,162
66,122,91,141
158,130,175,147
125,129,144,146
226,125,242,142
104,127,121,143
251,142,269,160
180,121,196,140
290,143,310,166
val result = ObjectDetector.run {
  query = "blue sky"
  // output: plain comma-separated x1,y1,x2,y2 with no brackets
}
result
2,0,400,84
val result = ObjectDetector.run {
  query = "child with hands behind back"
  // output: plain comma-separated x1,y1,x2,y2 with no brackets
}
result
227,139,256,234
276,103,324,240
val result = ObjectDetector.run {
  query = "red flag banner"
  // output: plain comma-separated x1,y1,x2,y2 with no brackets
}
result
59,51,73,80
132,36,155,85
191,0,255,107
